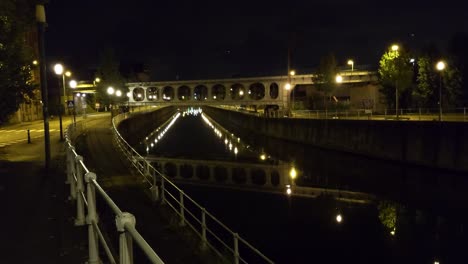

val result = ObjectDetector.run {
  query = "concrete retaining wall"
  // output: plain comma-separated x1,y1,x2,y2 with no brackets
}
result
204,107,468,172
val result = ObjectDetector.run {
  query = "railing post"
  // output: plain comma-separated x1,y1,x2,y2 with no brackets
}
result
179,191,185,226
150,169,159,202
74,155,86,226
154,172,163,203
201,208,207,248
116,212,136,264
233,233,239,264
67,146,77,200
85,172,100,264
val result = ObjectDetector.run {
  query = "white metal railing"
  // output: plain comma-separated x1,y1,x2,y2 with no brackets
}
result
112,111,275,264
65,121,165,264
285,107,468,121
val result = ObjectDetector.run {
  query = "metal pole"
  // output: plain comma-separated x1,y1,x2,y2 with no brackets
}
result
179,191,185,226
58,78,63,141
234,233,239,264
27,129,31,143
36,5,51,171
439,73,442,121
395,81,399,120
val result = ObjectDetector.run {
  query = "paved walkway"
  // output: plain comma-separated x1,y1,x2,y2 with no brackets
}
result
0,113,219,263
0,118,88,263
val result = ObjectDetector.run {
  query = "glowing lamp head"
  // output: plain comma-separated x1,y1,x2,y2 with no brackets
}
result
69,80,77,88
116,90,122,97
289,70,296,76
107,87,115,95
285,83,291,90
391,44,399,51
347,60,354,65
32,60,38,65
289,167,297,179
436,61,446,71
336,75,343,83
65,71,72,77
54,63,64,75
336,214,343,223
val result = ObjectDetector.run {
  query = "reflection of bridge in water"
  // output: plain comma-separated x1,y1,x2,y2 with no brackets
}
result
127,71,378,108
143,156,375,203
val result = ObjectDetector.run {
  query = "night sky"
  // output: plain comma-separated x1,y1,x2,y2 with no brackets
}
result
44,0,468,81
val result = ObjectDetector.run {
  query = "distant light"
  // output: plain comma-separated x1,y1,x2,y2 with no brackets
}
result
336,214,343,223
289,70,295,76
409,58,415,63
82,93,86,97
32,60,38,65
213,95,217,99
54,63,64,75
65,71,72,77
347,60,354,65
436,61,446,71
127,92,132,97
286,187,292,195
390,229,395,236
336,75,343,83
248,90,251,94
289,167,297,179
434,261,440,264
95,77,101,83
239,90,244,96
225,139,228,145
285,83,291,90
137,93,142,98
107,87,115,95
260,154,266,160
69,80,77,88
391,44,399,51
234,147,238,154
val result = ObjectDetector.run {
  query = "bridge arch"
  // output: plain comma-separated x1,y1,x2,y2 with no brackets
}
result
133,87,145,101
248,82,265,100
230,83,245,100
194,85,208,101
212,84,226,100
147,86,159,101
178,86,191,101
162,86,174,101
269,82,279,99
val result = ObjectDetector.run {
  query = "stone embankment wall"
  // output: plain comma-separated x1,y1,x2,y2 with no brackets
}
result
204,107,468,172
117,106,176,146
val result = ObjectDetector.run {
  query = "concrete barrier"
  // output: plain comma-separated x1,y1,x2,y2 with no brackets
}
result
203,107,468,172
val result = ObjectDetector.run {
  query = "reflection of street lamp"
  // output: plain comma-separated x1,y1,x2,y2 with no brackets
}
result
436,61,446,122
391,44,400,119
347,60,354,71
53,63,64,141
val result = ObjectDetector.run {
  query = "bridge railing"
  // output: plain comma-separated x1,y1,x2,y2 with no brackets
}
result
65,122,165,264
112,111,275,264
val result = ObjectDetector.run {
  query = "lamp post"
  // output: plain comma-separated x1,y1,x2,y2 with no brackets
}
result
347,60,354,72
107,86,115,120
391,44,400,120
36,4,51,171
436,61,446,121
53,63,64,141
69,80,77,124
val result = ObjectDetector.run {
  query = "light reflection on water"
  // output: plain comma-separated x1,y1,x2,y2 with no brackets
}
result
135,110,468,263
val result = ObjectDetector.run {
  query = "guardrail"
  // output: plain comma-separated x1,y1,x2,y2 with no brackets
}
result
65,121,165,264
112,111,275,264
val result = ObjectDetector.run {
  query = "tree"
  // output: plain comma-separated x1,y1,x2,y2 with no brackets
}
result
0,0,36,123
448,32,468,106
315,53,337,109
378,46,413,110
95,48,125,107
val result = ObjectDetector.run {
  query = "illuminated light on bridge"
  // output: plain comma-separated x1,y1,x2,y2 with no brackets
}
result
286,184,292,195
234,147,238,155
260,154,266,160
289,167,297,179
390,228,396,236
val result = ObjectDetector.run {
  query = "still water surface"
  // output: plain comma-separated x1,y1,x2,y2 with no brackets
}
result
139,110,468,264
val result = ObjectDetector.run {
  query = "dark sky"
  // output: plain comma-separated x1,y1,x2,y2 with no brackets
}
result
44,0,468,81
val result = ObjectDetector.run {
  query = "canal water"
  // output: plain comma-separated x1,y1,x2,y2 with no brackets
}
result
139,109,468,264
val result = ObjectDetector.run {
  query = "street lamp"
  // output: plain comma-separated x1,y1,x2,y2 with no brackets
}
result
69,80,77,124
391,44,400,119
335,75,343,83
53,63,65,141
347,60,354,71
436,61,446,121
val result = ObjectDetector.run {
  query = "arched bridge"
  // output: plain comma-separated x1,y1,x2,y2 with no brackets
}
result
127,71,378,108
